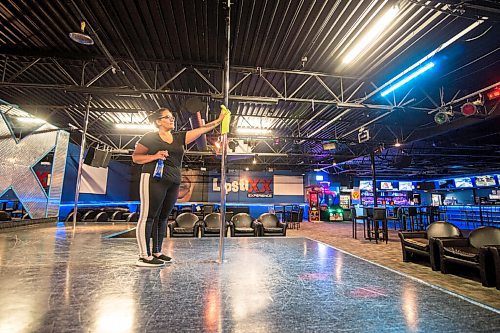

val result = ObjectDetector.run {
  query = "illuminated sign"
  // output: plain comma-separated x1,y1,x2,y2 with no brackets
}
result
212,177,273,198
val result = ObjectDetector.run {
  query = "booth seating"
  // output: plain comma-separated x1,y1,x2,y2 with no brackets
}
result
488,246,500,290
399,221,462,271
200,213,228,237
0,211,12,222
436,226,500,287
229,213,259,237
257,213,287,237
168,212,200,237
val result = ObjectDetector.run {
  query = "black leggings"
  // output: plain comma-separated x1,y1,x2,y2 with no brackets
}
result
136,173,179,258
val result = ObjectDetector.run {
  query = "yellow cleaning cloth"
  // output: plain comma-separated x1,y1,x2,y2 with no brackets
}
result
220,104,231,134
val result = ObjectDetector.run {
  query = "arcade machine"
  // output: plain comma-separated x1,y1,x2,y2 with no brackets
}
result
305,186,320,222
319,181,343,222
306,183,342,222
339,191,352,221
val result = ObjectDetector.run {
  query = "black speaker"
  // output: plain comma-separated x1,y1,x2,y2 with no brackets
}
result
101,150,112,168
84,148,110,168
392,155,412,168
83,147,96,165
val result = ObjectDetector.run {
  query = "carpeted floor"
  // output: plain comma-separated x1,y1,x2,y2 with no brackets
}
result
287,221,500,309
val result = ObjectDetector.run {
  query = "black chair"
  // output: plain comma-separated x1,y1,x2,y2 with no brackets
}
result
399,221,462,271
257,213,287,236
229,213,259,237
437,226,500,287
200,213,228,237
168,212,200,237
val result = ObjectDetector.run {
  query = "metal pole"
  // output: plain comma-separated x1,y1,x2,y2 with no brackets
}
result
218,1,231,263
370,151,377,208
72,94,92,229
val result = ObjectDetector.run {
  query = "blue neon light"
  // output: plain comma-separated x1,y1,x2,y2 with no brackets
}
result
381,62,435,97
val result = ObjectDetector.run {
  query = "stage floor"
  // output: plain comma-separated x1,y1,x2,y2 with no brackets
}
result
0,223,498,332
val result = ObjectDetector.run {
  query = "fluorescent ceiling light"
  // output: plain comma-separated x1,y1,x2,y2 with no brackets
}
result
343,5,399,64
115,123,155,131
236,127,271,135
369,19,484,99
16,117,46,124
381,62,434,96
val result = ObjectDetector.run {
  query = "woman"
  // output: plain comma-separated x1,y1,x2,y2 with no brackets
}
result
132,107,226,267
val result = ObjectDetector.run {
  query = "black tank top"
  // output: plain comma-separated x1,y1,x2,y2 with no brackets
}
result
136,131,186,184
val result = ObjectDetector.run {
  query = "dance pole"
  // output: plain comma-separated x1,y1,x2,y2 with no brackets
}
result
218,1,231,263
72,94,92,229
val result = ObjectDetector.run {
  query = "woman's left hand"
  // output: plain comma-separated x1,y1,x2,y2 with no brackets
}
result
218,108,229,123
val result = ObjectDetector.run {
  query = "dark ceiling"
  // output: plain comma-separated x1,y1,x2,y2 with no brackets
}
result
0,0,499,178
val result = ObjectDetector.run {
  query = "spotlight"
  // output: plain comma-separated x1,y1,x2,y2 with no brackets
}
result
486,87,500,100
252,157,257,164
394,139,401,147
245,167,249,171
434,112,450,125
460,102,477,116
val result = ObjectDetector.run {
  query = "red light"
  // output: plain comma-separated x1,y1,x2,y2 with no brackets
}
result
486,87,500,100
461,103,476,116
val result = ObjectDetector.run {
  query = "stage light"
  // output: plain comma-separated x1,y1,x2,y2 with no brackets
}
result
252,157,257,164
434,111,450,125
245,167,249,171
343,5,399,64
486,87,500,100
381,62,434,97
394,140,401,147
236,127,271,135
316,175,324,181
115,123,155,131
460,102,477,116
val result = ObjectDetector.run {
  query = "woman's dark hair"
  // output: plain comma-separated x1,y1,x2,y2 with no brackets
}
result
147,108,173,128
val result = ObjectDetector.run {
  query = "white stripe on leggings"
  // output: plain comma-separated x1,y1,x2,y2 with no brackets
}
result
136,173,150,258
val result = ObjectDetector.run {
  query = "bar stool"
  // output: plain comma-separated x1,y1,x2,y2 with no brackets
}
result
369,208,388,244
363,208,374,240
386,207,403,230
407,207,419,231
351,206,367,239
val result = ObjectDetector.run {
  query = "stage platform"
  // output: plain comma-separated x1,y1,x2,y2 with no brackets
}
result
0,223,498,332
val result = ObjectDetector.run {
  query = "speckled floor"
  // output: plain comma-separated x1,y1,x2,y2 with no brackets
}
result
288,221,500,309
0,222,499,332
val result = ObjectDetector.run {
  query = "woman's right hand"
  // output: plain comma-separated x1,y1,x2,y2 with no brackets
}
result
153,150,169,160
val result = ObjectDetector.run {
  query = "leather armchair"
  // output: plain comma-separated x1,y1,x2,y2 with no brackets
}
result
399,221,462,271
487,245,500,290
257,213,287,236
168,212,200,237
436,226,500,287
200,213,228,237
229,213,258,237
